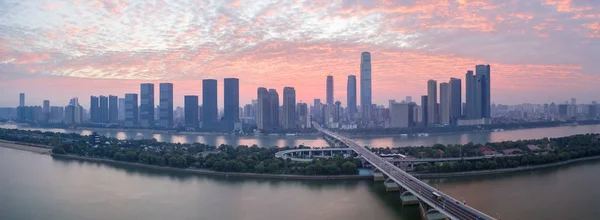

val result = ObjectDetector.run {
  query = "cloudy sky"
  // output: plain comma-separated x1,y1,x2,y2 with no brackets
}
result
1,0,600,107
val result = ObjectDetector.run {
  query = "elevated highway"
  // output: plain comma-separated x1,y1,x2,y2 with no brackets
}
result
313,122,496,220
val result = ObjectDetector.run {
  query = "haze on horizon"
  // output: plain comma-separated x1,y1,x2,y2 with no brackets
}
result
1,0,600,107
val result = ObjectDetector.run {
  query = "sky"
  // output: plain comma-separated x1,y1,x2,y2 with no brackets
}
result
1,0,600,108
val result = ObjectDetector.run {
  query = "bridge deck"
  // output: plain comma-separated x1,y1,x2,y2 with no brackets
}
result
313,122,496,220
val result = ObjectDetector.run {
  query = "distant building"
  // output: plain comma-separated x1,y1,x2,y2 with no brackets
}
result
326,75,334,105
347,75,357,119
449,78,461,124
297,103,309,129
43,100,50,121
223,78,239,130
19,93,25,107
109,95,118,123
257,87,270,130
90,96,100,123
202,79,218,129
99,95,109,123
124,94,139,127
268,89,279,129
421,95,428,126
140,83,155,127
65,98,83,124
283,87,296,129
360,52,372,119
184,95,199,129
427,80,437,125
118,98,125,121
159,83,173,128
439,82,450,125
390,103,410,128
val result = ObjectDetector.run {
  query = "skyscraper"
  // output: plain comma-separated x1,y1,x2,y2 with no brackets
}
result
449,78,462,124
202,79,218,129
476,64,491,118
297,103,309,128
43,100,50,121
65,98,83,124
439,82,450,124
421,95,428,126
99,95,109,123
124,93,138,127
390,103,410,128
118,98,125,121
283,87,296,129
159,83,173,128
223,78,239,130
257,87,270,130
140,83,155,127
427,80,437,125
347,75,357,118
406,96,412,103
313,99,322,123
465,70,476,119
90,96,100,123
268,89,279,129
360,52,372,119
326,75,334,105
19,93,25,107
184,95,199,129
109,95,118,123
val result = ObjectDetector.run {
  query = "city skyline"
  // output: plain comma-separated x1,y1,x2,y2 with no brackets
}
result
2,1,600,107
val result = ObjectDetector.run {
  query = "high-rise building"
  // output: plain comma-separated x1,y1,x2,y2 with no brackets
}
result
268,89,279,129
476,64,491,118
347,75,357,118
449,78,462,124
465,70,476,119
406,96,412,103
283,87,296,129
202,79,218,129
109,95,118,123
43,100,50,121
99,95,109,123
118,98,125,121
257,87,270,130
124,94,138,127
360,52,372,119
223,78,239,130
427,80,437,125
140,83,155,127
65,98,83,124
296,103,309,128
390,103,410,128
439,82,450,124
184,95,199,129
90,96,100,123
49,106,64,123
159,83,173,128
313,99,322,123
19,93,25,107
326,75,334,105
421,95,428,126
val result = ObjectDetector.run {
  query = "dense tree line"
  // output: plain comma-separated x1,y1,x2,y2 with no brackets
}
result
0,128,358,175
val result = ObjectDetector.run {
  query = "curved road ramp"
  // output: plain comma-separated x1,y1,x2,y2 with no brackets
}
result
312,122,496,220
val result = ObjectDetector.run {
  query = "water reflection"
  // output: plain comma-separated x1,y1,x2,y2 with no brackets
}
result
2,124,600,148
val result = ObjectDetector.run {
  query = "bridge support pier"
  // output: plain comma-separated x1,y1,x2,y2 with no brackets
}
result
383,178,399,192
399,190,419,206
373,171,384,182
419,201,448,220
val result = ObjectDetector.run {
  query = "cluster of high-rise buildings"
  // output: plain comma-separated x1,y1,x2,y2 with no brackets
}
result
8,52,600,132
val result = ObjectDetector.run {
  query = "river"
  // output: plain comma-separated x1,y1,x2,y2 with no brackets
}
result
2,124,600,148
2,146,600,220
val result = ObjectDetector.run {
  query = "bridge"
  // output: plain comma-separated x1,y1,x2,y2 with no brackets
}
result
313,122,496,220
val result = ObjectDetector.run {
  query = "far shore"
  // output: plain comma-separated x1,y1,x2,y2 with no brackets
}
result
2,140,600,180
0,140,51,154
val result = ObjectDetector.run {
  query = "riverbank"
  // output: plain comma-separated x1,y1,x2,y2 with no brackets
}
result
0,140,51,154
412,155,600,179
3,139,600,181
50,153,371,180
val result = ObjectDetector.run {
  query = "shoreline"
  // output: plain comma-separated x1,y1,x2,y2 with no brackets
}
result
5,120,600,139
2,140,600,180
50,153,372,180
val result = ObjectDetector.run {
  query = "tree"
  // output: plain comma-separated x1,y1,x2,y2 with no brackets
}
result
341,161,358,174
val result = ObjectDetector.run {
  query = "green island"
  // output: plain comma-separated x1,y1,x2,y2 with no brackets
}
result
2,127,600,177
